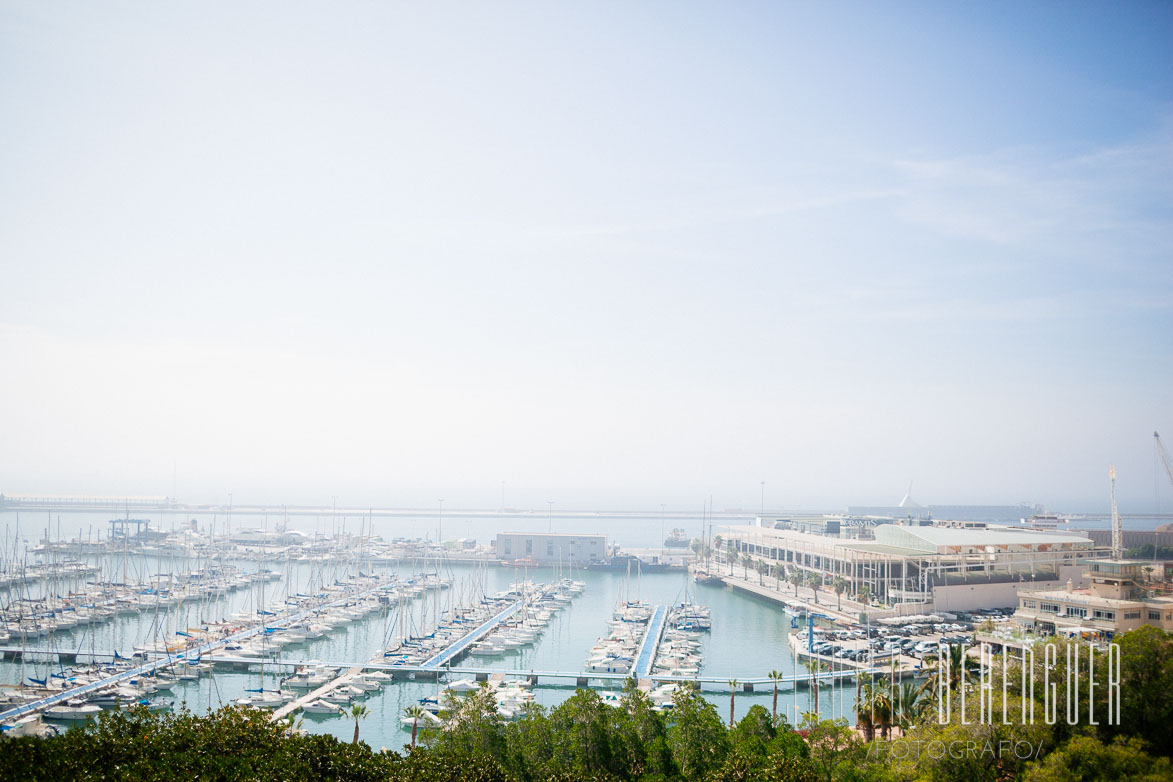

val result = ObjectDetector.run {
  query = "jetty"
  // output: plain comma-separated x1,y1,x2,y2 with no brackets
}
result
631,605,667,678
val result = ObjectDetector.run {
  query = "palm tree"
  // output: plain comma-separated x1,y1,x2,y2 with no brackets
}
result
789,569,804,595
713,535,724,570
403,704,425,749
805,571,821,603
754,559,768,586
857,585,870,606
919,643,980,719
855,677,890,741
832,576,847,611
775,563,786,591
350,703,369,744
727,679,739,726
893,680,925,734
803,659,822,717
768,669,784,722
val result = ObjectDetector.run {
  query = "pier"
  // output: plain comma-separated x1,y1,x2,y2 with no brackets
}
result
197,655,874,690
0,580,396,725
271,599,526,721
421,599,524,669
631,604,667,678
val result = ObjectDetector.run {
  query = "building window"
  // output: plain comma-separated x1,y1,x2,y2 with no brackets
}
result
1148,611,1160,621
1041,603,1060,613
1067,607,1087,618
1093,610,1115,621
1124,611,1141,620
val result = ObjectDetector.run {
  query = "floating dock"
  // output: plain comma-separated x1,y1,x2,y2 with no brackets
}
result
272,598,524,721
420,599,523,669
631,605,667,678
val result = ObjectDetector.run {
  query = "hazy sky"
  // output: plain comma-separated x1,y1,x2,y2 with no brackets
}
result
1,2,1171,513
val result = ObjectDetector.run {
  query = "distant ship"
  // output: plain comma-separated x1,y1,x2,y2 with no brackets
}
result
584,554,675,573
663,528,691,548
1020,513,1068,530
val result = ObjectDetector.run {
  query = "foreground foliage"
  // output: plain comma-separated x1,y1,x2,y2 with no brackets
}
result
1,628,1170,781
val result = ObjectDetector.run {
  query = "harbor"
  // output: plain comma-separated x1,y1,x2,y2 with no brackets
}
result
0,515,867,747
0,503,1152,749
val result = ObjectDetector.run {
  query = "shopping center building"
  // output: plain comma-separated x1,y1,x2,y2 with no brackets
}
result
717,520,1101,613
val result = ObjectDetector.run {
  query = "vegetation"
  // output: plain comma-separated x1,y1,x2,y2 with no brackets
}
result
1124,544,1173,560
2,628,1171,781
832,577,847,611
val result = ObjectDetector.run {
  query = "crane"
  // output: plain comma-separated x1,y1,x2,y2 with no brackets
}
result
1109,465,1122,560
1156,432,1173,490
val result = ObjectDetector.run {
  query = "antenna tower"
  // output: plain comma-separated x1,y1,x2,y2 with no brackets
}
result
1109,465,1122,560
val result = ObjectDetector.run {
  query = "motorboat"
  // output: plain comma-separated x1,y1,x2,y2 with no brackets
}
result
44,700,102,721
301,699,341,715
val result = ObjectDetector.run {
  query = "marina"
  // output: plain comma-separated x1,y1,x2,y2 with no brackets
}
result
0,542,865,746
0,505,1138,749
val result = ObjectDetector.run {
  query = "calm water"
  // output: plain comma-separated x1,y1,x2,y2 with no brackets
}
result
0,554,857,750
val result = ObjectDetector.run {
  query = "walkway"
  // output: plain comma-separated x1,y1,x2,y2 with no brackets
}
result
631,605,667,678
207,655,877,690
420,599,523,669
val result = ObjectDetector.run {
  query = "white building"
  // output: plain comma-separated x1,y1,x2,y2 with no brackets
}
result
717,522,1100,613
493,532,607,564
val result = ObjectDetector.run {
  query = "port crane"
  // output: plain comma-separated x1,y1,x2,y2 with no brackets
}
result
1156,432,1173,490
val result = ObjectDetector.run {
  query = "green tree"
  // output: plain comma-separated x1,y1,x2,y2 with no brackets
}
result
768,669,785,723
803,660,823,718
429,681,507,766
803,718,865,782
920,642,980,723
349,703,369,745
805,571,821,603
831,576,847,612
1024,735,1172,782
668,684,729,779
1114,625,1173,751
403,704,425,749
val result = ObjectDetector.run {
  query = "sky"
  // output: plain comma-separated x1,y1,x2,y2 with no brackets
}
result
1,2,1171,513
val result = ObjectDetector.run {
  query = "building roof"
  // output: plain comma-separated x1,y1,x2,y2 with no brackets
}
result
497,531,605,538
873,524,1095,554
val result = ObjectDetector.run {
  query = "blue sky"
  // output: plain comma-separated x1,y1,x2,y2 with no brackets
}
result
1,2,1170,512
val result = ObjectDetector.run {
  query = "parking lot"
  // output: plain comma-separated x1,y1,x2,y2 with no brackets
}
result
792,608,1016,670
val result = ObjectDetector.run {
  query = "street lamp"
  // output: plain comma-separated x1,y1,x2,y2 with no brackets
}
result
660,504,666,558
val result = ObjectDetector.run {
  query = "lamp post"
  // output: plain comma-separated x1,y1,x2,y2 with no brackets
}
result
660,504,666,558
